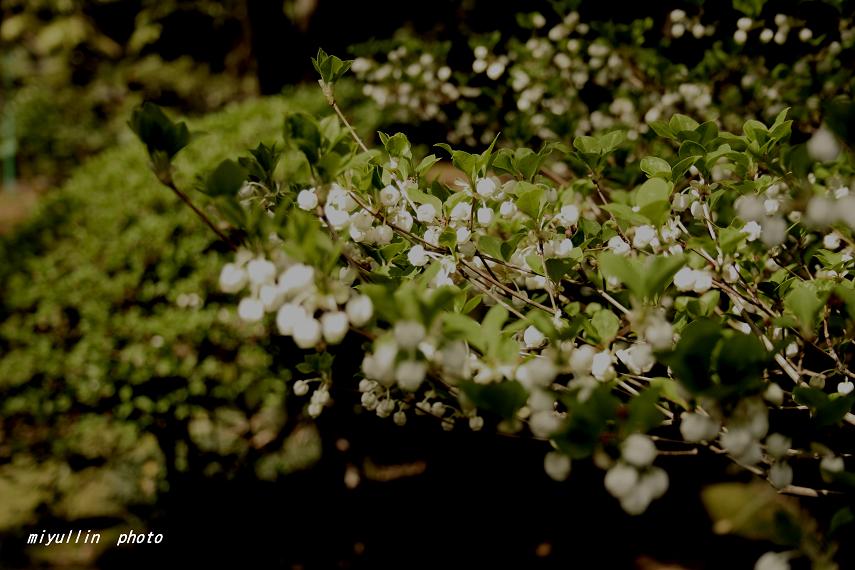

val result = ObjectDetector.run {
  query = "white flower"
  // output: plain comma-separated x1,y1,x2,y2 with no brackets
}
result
395,321,426,349
395,360,427,391
237,297,264,322
346,295,374,327
569,344,596,374
416,203,437,223
721,427,752,456
673,267,697,291
616,343,655,374
644,319,673,350
259,284,284,311
379,185,400,207
293,379,309,396
591,350,615,381
723,264,740,283
219,263,247,293
297,188,318,211
321,311,349,344
516,357,558,388
768,462,793,489
500,200,517,217
838,380,854,395
737,17,752,30
276,303,307,335
755,552,790,570
823,232,841,250
807,125,841,162
247,258,276,286
373,224,394,245
450,202,472,221
800,28,813,42
523,325,546,348
805,197,836,226
680,412,720,442
820,455,844,473
362,343,397,386
393,411,407,426
761,217,787,247
734,29,747,44
558,204,580,226
477,207,494,226
736,195,765,221
530,410,562,437
544,451,572,481
292,316,322,348
742,220,763,241
640,467,669,499
607,236,630,255
766,433,791,459
325,205,350,229
760,28,774,43
456,227,471,243
604,462,638,498
393,210,414,232
632,225,656,248
622,434,657,467
408,244,429,267
279,264,315,295
692,270,713,293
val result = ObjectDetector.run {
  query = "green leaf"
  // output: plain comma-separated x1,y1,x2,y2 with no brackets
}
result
661,318,722,394
203,159,248,197
625,385,665,433
589,309,620,344
635,178,673,209
517,184,546,219
599,252,643,299
129,102,191,160
284,112,322,162
459,380,528,419
545,258,575,282
640,156,672,179
573,135,601,155
669,114,700,135
784,281,829,334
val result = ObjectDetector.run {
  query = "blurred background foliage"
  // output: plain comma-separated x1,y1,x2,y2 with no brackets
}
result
0,86,378,564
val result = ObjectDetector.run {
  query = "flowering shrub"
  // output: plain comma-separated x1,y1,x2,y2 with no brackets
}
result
130,43,855,567
350,1,854,151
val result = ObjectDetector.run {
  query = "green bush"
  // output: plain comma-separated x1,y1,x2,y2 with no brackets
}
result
0,85,376,541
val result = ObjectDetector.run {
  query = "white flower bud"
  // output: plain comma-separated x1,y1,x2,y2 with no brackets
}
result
279,264,315,295
297,188,319,211
379,185,400,207
755,552,790,570
820,455,844,473
346,295,374,326
622,434,657,467
292,315,322,348
395,360,427,391
321,311,349,344
219,263,248,293
673,267,697,291
544,451,572,481
680,412,720,442
237,297,264,322
523,325,546,348
293,380,309,396
416,203,437,223
477,207,494,226
807,125,841,162
607,236,630,255
407,244,429,267
395,321,426,349
247,258,276,286
604,462,638,498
